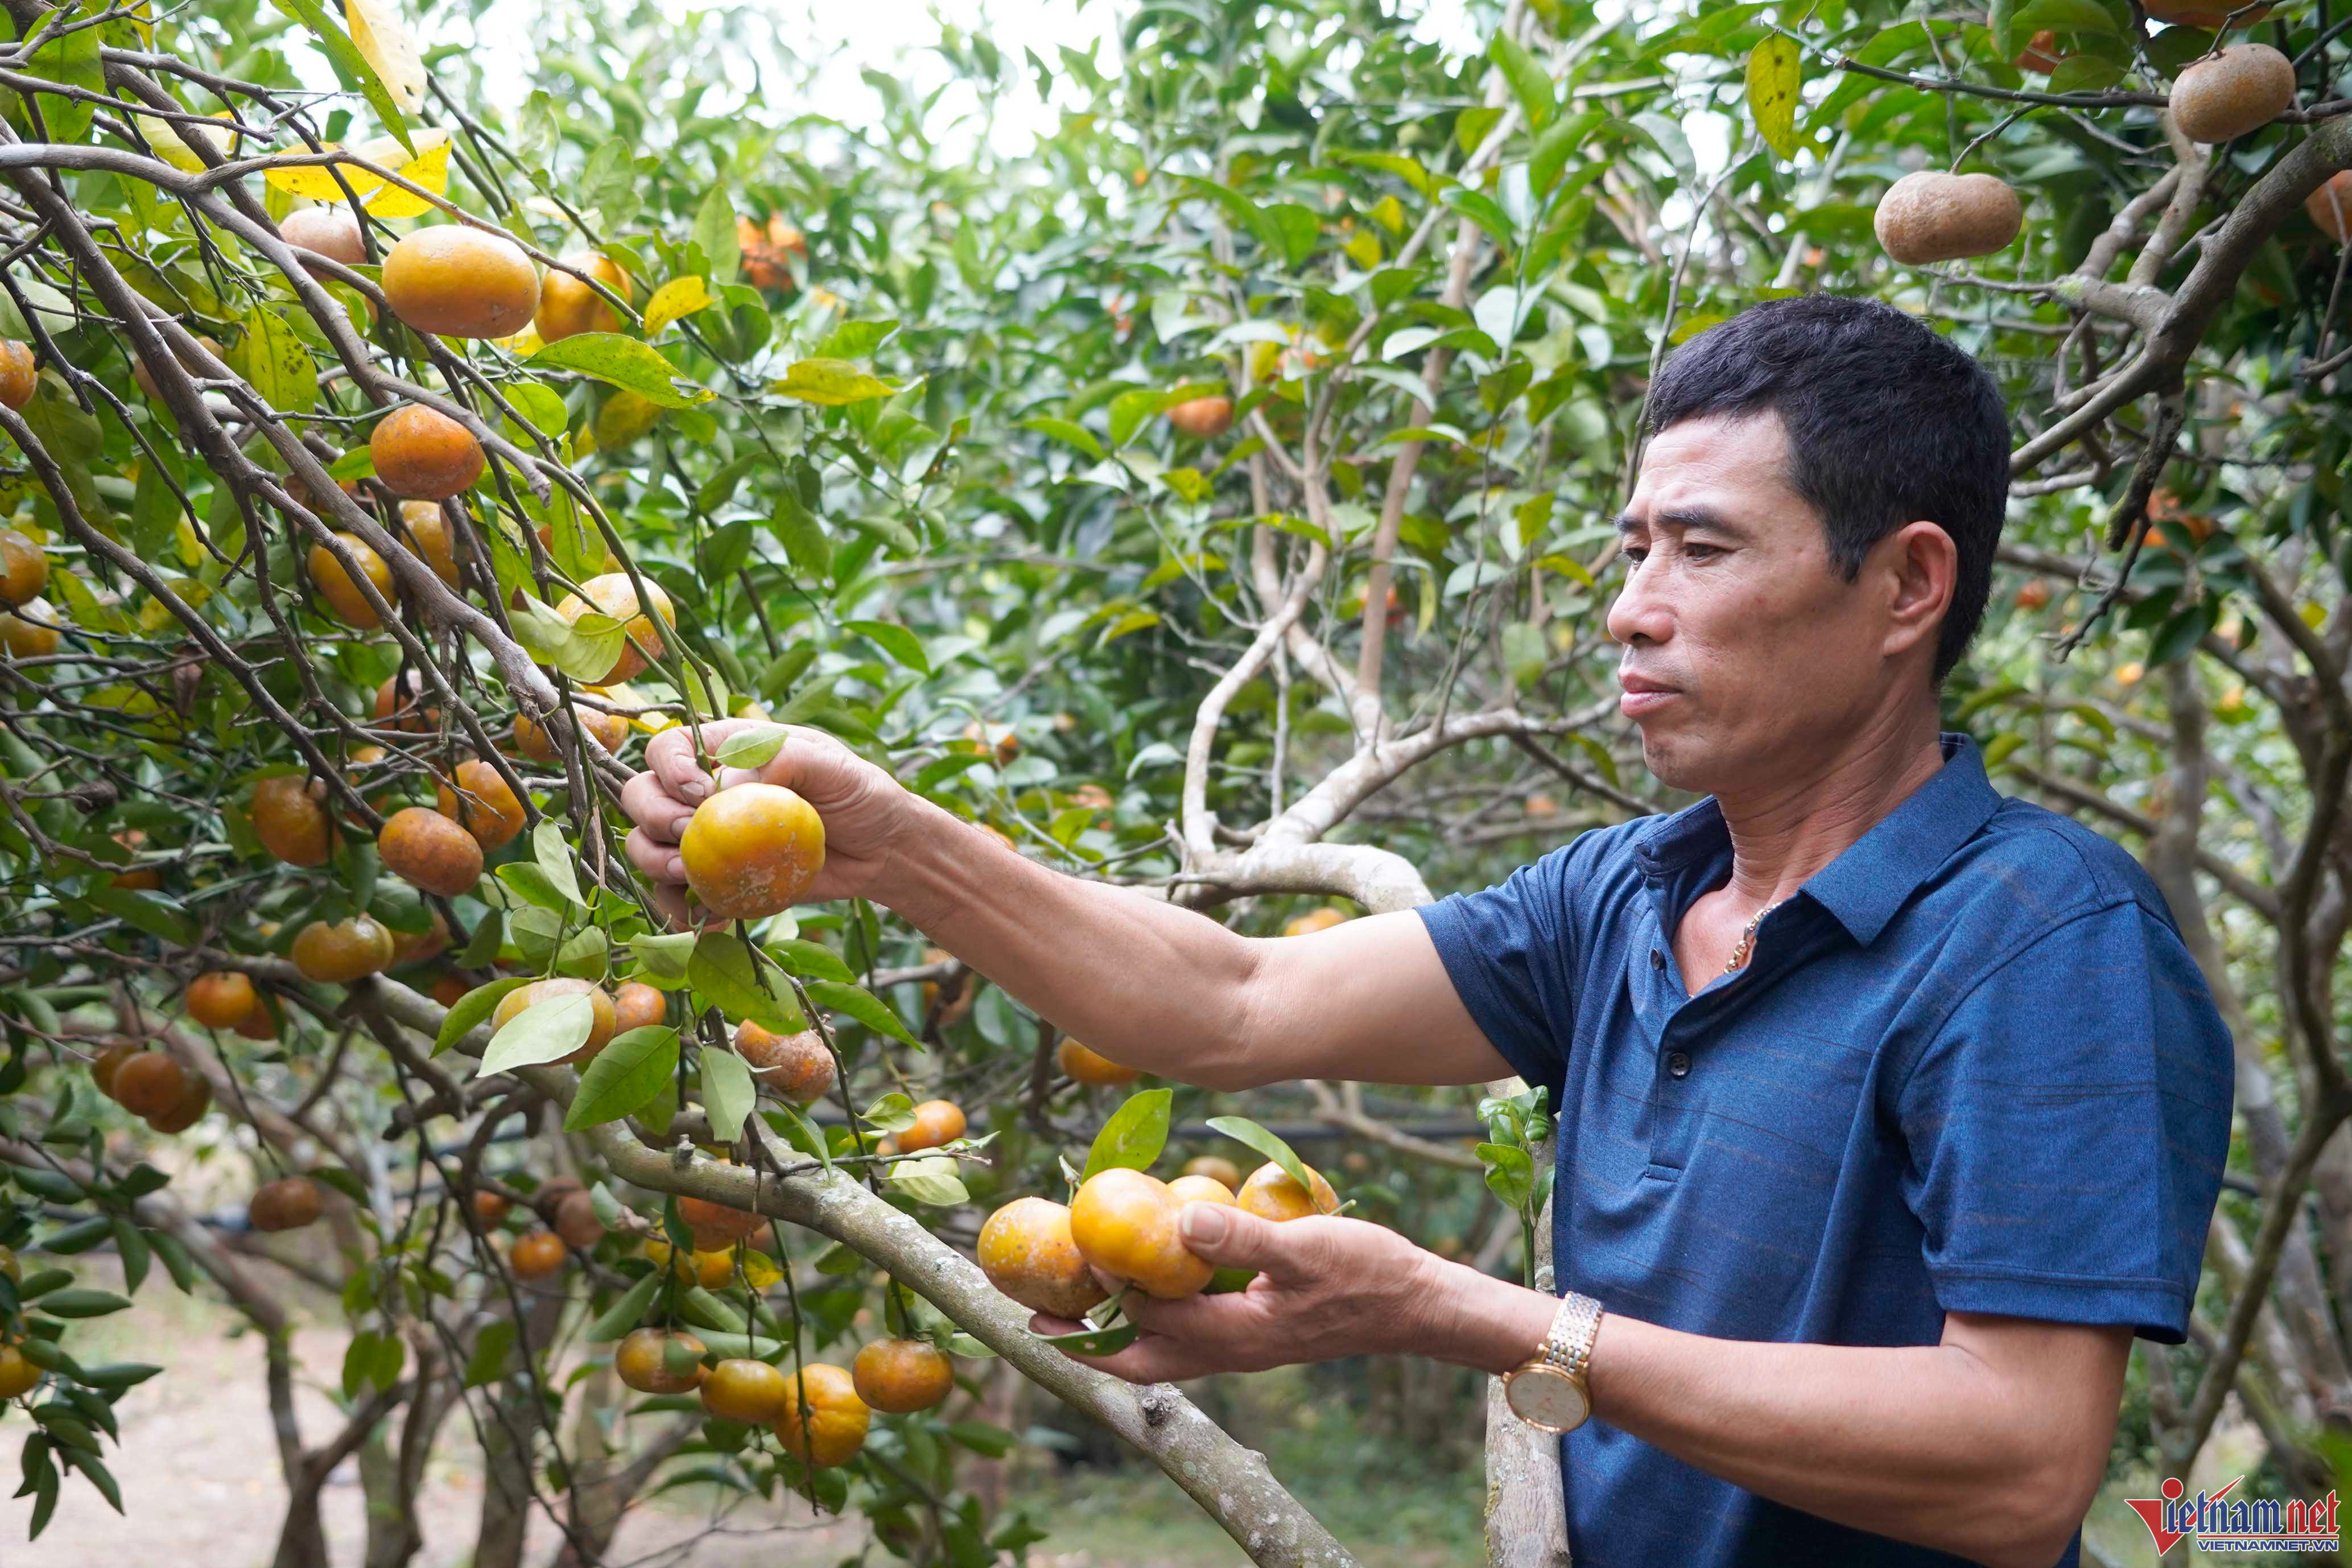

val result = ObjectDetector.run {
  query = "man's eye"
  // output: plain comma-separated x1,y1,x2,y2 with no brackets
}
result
1682,543,1719,561
1621,547,1647,566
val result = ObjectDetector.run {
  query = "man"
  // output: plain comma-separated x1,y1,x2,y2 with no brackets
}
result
621,295,2233,1568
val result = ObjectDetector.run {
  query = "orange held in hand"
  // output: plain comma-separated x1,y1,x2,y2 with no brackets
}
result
678,782,826,921
378,806,485,898
1070,1167,1215,1299
371,405,485,501
773,1363,870,1468
554,573,674,683
1236,1160,1339,1222
1181,1154,1243,1190
615,1327,707,1394
852,1338,954,1413
977,1196,1108,1318
381,226,538,339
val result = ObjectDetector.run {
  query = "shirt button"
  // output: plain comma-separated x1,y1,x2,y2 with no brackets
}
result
1666,1050,1691,1079
1649,948,1665,970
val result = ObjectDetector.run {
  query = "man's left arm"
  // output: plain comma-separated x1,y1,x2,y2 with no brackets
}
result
1055,1208,2123,1568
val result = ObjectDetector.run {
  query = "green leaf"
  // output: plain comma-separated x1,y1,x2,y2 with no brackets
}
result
1488,30,1554,131
527,335,712,408
35,1288,131,1319
1745,35,1802,159
436,977,530,1055
228,308,321,416
768,492,833,580
1021,417,1105,459
477,992,595,1077
804,980,917,1046
886,1154,969,1206
505,381,570,438
629,932,696,985
584,1268,663,1341
1026,1317,1140,1353
701,1043,756,1143
678,1286,745,1332
2010,0,2119,32
531,820,584,908
1334,151,1434,195
1476,1141,1536,1207
689,932,804,1033
464,1319,516,1388
710,724,787,770
770,358,898,406
842,619,929,674
270,0,414,152
79,887,196,946
1440,185,1517,246
770,939,853,983
863,1092,918,1135
565,1026,679,1130
1530,110,1604,196
1206,1115,1323,1209
1080,1088,1173,1183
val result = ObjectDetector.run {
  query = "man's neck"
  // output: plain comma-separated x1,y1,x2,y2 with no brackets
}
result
1713,707,1949,907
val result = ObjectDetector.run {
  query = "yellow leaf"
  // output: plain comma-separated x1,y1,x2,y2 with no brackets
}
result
346,0,427,112
263,147,382,202
640,275,712,339
740,1251,782,1289
1744,35,1802,160
137,113,247,173
360,129,452,218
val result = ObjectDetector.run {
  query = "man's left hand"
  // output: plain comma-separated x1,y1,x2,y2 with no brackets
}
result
1033,1200,1445,1383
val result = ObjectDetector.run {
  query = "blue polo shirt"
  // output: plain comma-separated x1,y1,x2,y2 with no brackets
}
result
1419,733,2233,1568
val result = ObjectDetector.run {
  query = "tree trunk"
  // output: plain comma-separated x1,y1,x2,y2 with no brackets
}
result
1486,1179,1569,1567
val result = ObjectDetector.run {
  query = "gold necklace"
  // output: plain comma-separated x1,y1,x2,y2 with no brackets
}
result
1722,898,1788,975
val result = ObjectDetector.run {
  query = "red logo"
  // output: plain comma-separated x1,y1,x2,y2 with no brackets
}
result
2123,1477,2206,1555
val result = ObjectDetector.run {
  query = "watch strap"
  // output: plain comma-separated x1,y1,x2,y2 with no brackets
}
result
1541,1291,1603,1381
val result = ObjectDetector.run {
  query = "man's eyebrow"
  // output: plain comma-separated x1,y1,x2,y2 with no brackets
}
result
1615,505,1750,541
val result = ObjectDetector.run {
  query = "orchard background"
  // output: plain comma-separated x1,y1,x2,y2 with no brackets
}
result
0,0,2343,1559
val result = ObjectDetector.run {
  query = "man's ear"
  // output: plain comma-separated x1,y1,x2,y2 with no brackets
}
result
1879,519,1957,665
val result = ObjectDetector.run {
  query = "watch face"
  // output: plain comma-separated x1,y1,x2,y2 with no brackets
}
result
1505,1367,1590,1433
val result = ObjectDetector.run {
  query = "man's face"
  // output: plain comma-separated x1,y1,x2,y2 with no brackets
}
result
1607,411,1928,795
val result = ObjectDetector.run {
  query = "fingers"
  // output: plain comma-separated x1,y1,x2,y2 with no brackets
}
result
1026,1313,1230,1384
624,826,685,885
1172,1201,1308,1280
619,771,693,845
645,717,758,804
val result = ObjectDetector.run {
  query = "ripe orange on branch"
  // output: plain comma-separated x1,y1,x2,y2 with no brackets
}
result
1181,1154,1243,1190
977,1196,1108,1318
187,970,259,1029
292,916,397,983
381,226,538,339
436,758,527,851
552,1190,606,1249
251,773,333,866
773,1363,870,1468
1070,1167,1215,1299
736,1021,836,1103
612,981,666,1034
378,806,485,898
615,1327,707,1394
555,573,675,684
852,1338,954,1413
510,1228,568,1280
308,533,396,628
894,1099,965,1153
398,501,462,587
372,405,485,501
1872,171,2023,264
2309,171,2352,244
249,1175,324,1232
0,341,35,411
2169,44,2296,144
514,705,630,761
0,1347,40,1399
700,1357,791,1423
112,1051,191,1119
145,1071,212,1133
0,526,47,605
678,782,826,921
1166,395,1233,439
279,205,367,266
535,250,631,343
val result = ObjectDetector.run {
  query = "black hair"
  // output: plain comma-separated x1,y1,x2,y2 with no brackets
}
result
1641,294,2009,684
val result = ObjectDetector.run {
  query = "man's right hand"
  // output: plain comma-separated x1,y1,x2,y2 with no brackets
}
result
619,719,925,929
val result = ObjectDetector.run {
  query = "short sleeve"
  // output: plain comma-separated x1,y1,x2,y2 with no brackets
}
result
1416,843,1586,1109
1896,899,2234,1343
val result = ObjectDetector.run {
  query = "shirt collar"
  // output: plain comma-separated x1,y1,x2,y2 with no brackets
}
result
1632,733,2002,950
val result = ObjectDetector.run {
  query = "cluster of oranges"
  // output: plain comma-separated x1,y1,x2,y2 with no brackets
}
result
611,1325,935,1471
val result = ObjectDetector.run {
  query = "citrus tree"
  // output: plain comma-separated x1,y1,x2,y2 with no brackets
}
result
0,0,2346,1560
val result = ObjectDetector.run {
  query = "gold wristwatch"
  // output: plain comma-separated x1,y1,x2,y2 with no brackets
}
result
1502,1290,1603,1433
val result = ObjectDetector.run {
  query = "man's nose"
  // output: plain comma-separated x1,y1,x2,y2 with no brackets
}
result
1606,561,1671,647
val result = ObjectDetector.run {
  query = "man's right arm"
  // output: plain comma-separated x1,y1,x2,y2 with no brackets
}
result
618,721,1511,1092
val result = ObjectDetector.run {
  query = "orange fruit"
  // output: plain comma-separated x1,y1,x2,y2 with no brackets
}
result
472,1190,511,1225
0,526,46,605
310,533,396,628
435,758,526,851
292,916,397,983
510,1228,568,1280
0,603,59,658
612,981,666,1034
1070,1167,1214,1299
2013,27,2065,72
773,1363,869,1468
919,946,974,1025
552,1190,605,1249
373,669,440,733
490,977,617,1066
2015,580,2052,610
251,773,333,866
233,1001,278,1041
554,573,675,683
896,1099,965,1153
378,806,484,898
0,1346,40,1399
431,973,470,1007
372,405,485,501
700,1357,791,1423
111,1052,190,1119
249,1175,324,1232
514,705,630,761
1166,396,1233,439
1167,1173,1237,1208
977,1196,1110,1318
735,1021,835,1104
381,226,538,339
1235,1161,1338,1222
280,205,367,266
1180,1155,1243,1190
2310,171,2352,245
1283,907,1348,936
535,251,630,343
398,501,461,587
187,971,258,1029
91,1043,138,1099
679,1192,766,1252
677,783,825,922
1057,1038,1139,1087
643,1241,736,1288
852,1338,955,1414
0,341,34,411
144,1072,212,1133
615,1327,707,1394
388,909,451,969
